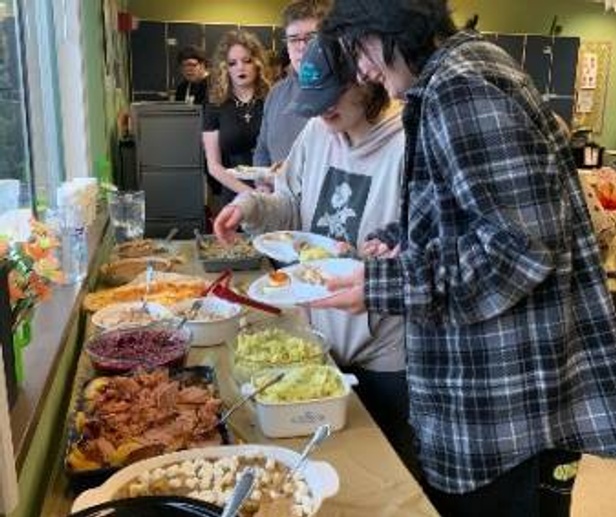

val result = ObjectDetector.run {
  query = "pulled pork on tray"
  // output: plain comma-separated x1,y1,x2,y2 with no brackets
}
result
66,368,223,472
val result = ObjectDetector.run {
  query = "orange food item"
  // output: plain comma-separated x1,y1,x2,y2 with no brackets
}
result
267,270,290,288
596,180,616,210
83,280,207,312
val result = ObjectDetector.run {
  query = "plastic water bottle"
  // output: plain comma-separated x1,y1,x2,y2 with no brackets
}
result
62,226,88,284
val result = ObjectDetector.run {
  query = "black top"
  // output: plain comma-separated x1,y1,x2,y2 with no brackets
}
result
202,97,264,169
175,79,208,105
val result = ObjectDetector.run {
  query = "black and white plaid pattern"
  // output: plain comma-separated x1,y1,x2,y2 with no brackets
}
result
364,31,616,493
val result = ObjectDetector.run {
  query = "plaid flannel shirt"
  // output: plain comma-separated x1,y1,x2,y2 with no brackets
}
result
364,31,616,493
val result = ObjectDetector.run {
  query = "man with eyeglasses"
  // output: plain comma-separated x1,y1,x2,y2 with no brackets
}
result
174,45,209,105
253,0,330,167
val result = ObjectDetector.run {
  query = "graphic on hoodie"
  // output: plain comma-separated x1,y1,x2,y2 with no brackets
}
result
310,166,371,245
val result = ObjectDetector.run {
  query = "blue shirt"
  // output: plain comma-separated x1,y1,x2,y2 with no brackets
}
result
364,31,616,493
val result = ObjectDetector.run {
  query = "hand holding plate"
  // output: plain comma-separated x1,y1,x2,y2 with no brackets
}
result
307,264,367,314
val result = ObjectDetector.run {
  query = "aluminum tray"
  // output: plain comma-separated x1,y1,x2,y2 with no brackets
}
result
64,366,231,493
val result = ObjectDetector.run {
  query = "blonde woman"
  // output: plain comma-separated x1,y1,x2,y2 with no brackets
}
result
202,30,271,208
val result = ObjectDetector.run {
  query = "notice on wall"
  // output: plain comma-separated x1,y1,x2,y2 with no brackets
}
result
576,89,595,113
574,41,612,135
580,52,598,89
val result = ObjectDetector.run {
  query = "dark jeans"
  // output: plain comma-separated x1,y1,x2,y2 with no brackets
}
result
423,449,581,517
341,365,422,479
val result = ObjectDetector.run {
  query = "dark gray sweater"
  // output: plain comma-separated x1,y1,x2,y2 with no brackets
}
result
253,73,310,166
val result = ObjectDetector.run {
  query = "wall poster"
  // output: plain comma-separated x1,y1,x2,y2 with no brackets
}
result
573,41,612,135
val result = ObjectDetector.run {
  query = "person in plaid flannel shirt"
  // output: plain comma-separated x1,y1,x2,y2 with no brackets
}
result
312,1,616,516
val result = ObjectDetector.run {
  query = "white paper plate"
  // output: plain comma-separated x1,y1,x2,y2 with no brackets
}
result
253,231,340,264
247,258,361,307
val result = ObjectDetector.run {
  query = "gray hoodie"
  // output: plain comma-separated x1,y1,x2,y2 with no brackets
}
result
234,106,405,371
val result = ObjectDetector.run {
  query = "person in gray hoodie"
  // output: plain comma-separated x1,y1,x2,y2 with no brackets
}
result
214,37,419,475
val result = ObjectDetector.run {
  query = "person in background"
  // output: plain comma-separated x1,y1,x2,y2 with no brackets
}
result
252,0,330,167
267,46,291,83
202,30,271,210
214,37,419,476
315,1,616,516
174,45,209,105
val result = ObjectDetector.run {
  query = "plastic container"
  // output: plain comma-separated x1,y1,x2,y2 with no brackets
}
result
247,366,358,438
169,296,241,347
63,226,88,284
228,319,330,385
84,324,191,373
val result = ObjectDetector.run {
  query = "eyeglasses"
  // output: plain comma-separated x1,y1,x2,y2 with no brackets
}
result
283,31,318,48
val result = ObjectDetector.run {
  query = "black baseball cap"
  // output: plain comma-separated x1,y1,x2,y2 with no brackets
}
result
292,37,347,117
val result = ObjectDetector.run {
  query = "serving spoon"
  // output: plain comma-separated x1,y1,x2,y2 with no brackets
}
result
218,371,285,427
288,424,331,479
220,467,256,517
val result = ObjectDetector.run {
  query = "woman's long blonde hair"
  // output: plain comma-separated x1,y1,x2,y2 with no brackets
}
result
209,30,271,105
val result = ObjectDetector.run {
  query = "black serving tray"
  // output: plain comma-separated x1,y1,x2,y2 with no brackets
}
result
196,234,263,272
64,366,231,494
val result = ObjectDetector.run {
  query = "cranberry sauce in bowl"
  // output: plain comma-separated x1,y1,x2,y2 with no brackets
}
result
85,324,192,373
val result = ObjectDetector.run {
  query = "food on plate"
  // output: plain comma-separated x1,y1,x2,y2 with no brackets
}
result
66,369,223,472
262,270,291,293
293,264,328,286
114,453,313,516
92,302,173,331
254,365,345,403
83,279,207,312
100,257,173,286
295,242,333,262
85,325,191,373
261,231,294,242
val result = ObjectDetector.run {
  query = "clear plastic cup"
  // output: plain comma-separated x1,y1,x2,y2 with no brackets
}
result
107,190,145,243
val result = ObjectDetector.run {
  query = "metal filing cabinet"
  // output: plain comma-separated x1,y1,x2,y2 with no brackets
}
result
131,102,206,238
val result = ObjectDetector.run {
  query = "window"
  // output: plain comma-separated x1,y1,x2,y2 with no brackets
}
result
0,0,32,224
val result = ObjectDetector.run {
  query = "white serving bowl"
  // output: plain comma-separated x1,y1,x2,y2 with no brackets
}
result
91,301,174,331
170,296,242,347
246,367,358,438
71,444,339,516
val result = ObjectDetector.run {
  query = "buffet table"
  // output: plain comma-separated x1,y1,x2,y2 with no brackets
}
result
38,242,439,517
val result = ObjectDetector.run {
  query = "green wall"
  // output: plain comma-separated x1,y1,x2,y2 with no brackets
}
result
127,0,288,24
450,0,616,148
127,0,616,149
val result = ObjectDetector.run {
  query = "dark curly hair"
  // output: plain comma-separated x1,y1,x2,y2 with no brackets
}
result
209,30,271,105
321,0,457,74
